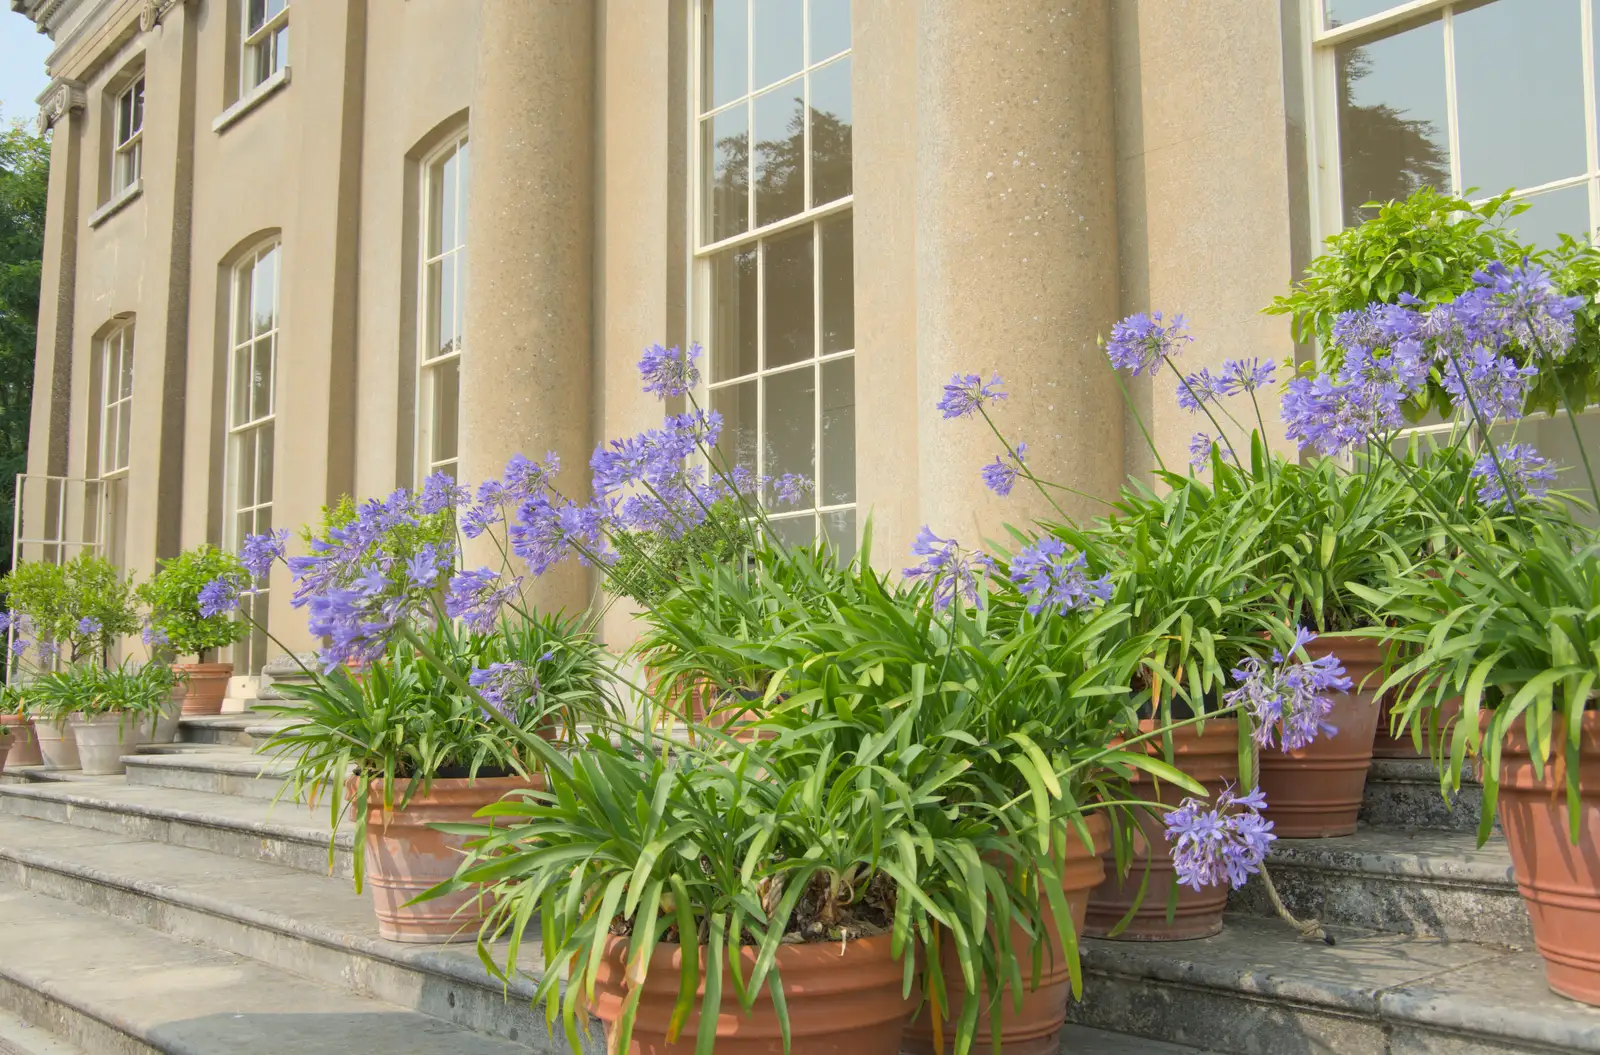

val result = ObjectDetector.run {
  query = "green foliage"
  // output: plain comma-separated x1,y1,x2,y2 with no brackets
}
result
300,492,453,570
0,116,48,575
1,553,139,664
607,497,755,606
1266,187,1600,415
24,659,173,724
256,613,617,891
137,545,250,660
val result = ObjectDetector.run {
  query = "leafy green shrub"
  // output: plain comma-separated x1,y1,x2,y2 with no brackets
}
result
137,545,250,660
605,496,755,606
1,554,139,664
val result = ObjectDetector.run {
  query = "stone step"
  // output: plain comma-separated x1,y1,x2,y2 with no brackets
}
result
1360,757,1491,834
1227,826,1531,946
0,1004,85,1055
0,886,542,1054
0,813,1197,1055
0,776,353,878
176,713,299,749
121,750,291,801
1069,914,1600,1054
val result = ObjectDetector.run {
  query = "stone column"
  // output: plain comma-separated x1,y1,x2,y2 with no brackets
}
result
914,0,1123,548
459,0,596,617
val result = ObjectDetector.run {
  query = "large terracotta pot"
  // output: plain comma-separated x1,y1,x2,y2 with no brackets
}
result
175,661,233,716
1086,719,1239,940
591,932,911,1055
32,718,79,771
70,713,143,776
1,715,39,768
903,814,1109,1055
1258,637,1383,838
364,774,543,943
1495,709,1600,1006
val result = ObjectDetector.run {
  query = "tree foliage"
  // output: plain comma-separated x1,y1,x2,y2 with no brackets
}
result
0,114,48,574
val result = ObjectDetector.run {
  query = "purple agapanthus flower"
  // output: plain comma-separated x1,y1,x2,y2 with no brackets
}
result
445,568,521,632
774,473,815,506
1176,367,1224,411
418,472,468,516
904,526,993,612
404,542,453,591
76,616,101,636
197,578,240,618
1224,628,1351,752
469,661,541,723
936,373,1008,419
1189,432,1231,473
1106,311,1191,376
1439,346,1537,422
141,622,170,648
1164,784,1277,891
1471,442,1557,509
240,529,289,578
638,342,702,399
981,443,1027,497
1470,261,1584,358
1008,535,1110,617
1218,357,1277,395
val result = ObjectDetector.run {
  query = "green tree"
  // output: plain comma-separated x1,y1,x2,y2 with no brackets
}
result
0,112,49,576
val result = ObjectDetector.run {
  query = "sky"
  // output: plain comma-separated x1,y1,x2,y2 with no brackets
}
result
0,11,53,129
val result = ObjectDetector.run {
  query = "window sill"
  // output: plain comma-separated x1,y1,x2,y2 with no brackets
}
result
212,66,291,134
89,179,144,229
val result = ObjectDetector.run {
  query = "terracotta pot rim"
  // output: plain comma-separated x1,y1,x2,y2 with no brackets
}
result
602,930,898,969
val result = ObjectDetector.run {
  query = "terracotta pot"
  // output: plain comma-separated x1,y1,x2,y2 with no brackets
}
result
32,718,79,771
70,713,144,776
1258,637,1383,838
1494,709,1600,1006
1372,694,1463,760
364,774,543,943
1,715,39,768
0,739,9,774
591,932,910,1055
903,814,1109,1055
175,661,233,716
1086,719,1239,940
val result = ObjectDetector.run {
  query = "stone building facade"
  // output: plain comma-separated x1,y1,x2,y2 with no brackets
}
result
14,0,1594,673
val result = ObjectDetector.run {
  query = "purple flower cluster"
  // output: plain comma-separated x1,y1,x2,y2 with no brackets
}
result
904,526,993,612
1224,628,1351,752
1218,357,1277,395
774,473,814,507
1164,785,1277,891
936,373,1008,419
197,579,240,618
241,529,289,578
981,443,1028,497
445,568,522,633
1175,367,1223,411
1471,442,1557,510
1282,342,1429,455
638,343,702,400
1188,432,1231,473
419,472,468,516
1008,536,1111,617
1106,312,1191,377
468,661,540,723
76,616,102,636
1439,346,1538,422
141,622,169,648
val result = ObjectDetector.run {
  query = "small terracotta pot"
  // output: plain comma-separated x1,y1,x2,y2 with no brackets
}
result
1372,694,1463,759
903,814,1109,1055
1494,709,1600,1006
175,661,233,716
1,715,39,768
0,736,10,774
591,932,911,1055
70,713,143,776
32,718,80,771
364,774,543,943
1258,637,1383,838
1086,719,1239,940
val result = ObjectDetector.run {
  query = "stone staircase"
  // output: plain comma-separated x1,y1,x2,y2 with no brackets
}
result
0,714,1202,1054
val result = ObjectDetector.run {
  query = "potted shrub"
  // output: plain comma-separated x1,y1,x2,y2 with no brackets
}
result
138,545,250,714
0,683,41,768
32,661,174,775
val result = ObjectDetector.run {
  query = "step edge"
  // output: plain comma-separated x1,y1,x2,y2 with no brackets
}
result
0,784,353,850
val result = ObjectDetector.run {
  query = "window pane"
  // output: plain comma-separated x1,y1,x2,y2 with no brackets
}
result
253,253,277,336
248,0,267,33
117,89,132,144
252,336,274,420
256,425,275,504
424,259,444,360
1505,186,1593,250
810,56,852,206
764,365,815,485
439,255,458,357
115,402,131,471
235,429,257,508
440,150,460,253
820,213,854,354
428,159,447,257
1455,0,1586,197
711,379,758,476
1325,1,1403,29
455,253,469,355
754,85,805,226
753,0,803,92
231,345,251,425
810,0,850,62
120,340,134,399
1336,22,1449,227
822,507,856,563
704,107,750,243
710,246,759,380
703,0,748,111
234,271,252,346
131,79,143,134
430,358,460,465
764,226,814,369
770,514,815,549
275,25,288,73
821,357,854,505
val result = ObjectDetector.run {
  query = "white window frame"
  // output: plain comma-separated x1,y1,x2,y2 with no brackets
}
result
241,0,290,97
225,240,280,673
689,0,856,551
1305,0,1600,247
112,76,144,195
416,131,469,484
94,323,135,481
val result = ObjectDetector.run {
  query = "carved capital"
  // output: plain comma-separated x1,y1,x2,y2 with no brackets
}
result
139,0,183,32
35,79,85,136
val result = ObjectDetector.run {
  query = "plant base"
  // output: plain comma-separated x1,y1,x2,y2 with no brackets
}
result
1,716,39,768
70,714,143,776
32,719,79,771
591,933,911,1055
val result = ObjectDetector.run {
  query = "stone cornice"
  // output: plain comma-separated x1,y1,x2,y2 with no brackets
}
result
35,77,85,135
